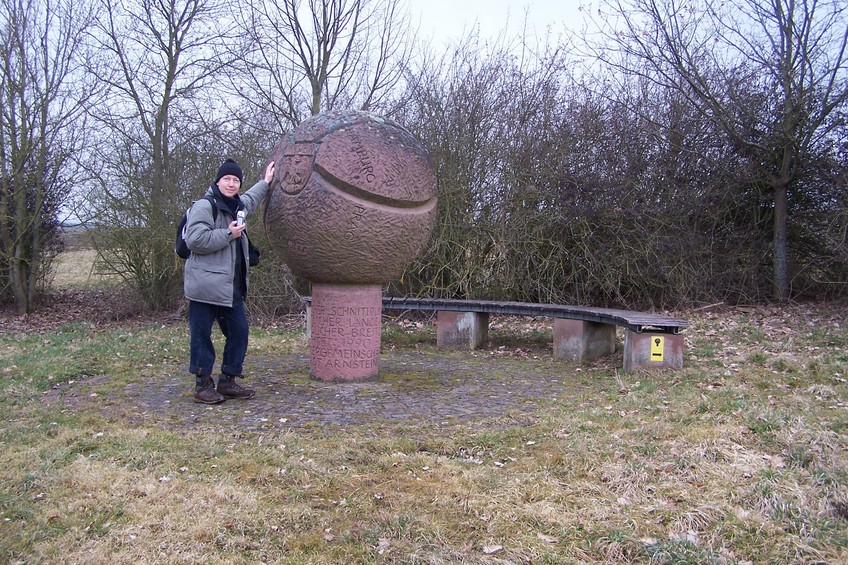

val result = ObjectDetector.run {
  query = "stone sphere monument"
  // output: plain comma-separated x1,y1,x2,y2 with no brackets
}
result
264,110,437,382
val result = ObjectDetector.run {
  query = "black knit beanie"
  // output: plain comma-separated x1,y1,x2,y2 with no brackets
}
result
215,158,243,184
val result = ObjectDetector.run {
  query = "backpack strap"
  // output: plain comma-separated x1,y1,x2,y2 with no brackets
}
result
202,194,219,222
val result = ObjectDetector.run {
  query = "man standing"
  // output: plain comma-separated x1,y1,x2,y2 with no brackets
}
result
183,158,275,404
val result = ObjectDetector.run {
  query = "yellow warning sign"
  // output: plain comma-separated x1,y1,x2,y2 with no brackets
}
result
650,336,664,362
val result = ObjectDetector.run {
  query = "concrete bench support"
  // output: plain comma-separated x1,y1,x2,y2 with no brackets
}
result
437,311,489,349
553,319,616,361
623,331,684,371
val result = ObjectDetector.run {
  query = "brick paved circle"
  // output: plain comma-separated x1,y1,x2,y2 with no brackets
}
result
48,351,597,433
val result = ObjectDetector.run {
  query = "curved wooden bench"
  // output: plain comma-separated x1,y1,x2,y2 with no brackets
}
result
382,297,688,372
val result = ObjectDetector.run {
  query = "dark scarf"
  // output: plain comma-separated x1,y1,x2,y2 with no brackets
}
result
210,183,247,299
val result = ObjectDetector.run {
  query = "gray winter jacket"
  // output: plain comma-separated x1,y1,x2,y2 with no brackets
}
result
183,179,270,306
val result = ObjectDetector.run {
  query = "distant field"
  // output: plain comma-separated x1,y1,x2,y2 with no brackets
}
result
52,247,118,288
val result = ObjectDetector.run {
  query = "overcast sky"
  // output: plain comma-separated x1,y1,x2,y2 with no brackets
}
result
408,0,587,47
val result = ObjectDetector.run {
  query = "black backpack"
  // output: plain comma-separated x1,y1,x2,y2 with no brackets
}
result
176,195,216,259
176,195,260,266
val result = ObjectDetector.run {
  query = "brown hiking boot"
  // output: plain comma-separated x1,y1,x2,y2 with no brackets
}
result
217,375,255,399
194,375,225,404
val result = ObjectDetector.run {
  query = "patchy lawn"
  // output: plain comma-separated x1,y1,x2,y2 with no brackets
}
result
1,287,846,563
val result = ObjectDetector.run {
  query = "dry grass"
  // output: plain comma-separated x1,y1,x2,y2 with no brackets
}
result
51,248,120,289
2,253,847,563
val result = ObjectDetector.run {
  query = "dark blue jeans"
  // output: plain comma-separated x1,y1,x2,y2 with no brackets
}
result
188,295,248,377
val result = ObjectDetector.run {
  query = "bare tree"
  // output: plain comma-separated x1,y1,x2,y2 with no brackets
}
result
84,0,242,308
587,0,848,302
0,0,96,313
234,0,413,129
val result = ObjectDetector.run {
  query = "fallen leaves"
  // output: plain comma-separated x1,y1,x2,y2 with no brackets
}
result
0,288,157,334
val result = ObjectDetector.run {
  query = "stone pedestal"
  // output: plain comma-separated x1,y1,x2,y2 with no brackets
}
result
309,283,382,381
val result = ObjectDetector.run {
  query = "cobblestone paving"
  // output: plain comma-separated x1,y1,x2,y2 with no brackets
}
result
49,350,600,433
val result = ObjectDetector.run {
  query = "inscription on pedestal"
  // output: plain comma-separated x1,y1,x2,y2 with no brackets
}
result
310,283,382,381
311,304,380,370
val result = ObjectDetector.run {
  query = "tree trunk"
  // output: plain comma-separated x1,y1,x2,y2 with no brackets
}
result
773,183,789,302
11,245,31,315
